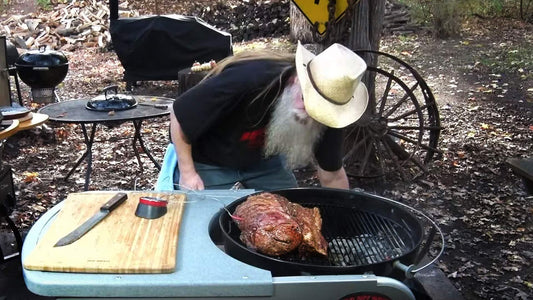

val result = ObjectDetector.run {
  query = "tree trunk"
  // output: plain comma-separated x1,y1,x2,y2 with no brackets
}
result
349,0,385,107
289,5,315,44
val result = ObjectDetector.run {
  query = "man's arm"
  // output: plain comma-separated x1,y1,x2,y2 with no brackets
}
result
170,110,205,190
317,166,349,189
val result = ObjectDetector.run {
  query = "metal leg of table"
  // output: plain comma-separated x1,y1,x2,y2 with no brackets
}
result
132,120,161,171
65,123,96,191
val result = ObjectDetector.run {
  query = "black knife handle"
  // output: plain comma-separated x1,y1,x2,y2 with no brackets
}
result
100,192,128,212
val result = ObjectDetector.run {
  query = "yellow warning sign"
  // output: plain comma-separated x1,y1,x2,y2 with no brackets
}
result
292,0,352,35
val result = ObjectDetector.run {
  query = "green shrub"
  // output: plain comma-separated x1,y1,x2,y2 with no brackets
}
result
397,0,533,37
0,0,9,13
431,0,462,38
397,0,464,37
36,0,51,10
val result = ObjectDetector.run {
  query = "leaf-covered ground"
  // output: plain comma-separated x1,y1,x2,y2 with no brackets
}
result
1,2,532,299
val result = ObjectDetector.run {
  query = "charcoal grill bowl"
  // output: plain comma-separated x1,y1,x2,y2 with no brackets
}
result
15,45,68,88
217,188,425,277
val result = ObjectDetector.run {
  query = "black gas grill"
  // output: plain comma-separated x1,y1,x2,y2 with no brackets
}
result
109,0,232,88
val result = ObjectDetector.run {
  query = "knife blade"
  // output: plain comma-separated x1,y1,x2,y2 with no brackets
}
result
137,102,168,109
54,192,128,247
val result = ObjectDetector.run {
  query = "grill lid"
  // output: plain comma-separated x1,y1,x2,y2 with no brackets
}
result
15,45,68,67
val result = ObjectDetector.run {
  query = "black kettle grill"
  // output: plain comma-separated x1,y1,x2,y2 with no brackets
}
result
15,45,68,103
216,188,444,279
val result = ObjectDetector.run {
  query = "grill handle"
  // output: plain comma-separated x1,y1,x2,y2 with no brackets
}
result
393,261,416,279
393,225,436,279
369,193,445,278
414,225,437,264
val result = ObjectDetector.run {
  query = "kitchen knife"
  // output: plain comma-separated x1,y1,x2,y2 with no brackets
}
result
137,102,168,109
54,192,128,247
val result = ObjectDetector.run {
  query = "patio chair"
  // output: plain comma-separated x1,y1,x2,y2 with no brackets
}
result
155,145,244,191
0,165,22,262
155,144,177,191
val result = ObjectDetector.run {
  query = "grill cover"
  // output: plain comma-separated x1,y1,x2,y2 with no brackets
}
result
110,14,232,82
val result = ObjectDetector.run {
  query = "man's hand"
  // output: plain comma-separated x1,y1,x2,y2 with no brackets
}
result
179,171,205,191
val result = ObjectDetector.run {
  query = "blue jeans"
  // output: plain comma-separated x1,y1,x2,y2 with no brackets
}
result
173,156,298,191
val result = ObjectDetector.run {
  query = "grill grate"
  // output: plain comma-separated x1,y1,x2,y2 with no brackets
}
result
326,210,410,266
265,204,416,267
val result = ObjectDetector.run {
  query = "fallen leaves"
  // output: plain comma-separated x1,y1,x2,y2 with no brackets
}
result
377,17,533,300
21,171,40,183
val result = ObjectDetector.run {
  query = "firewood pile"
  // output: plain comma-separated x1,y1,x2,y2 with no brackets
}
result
186,0,419,42
0,0,417,53
0,0,139,52
186,0,291,42
383,0,419,35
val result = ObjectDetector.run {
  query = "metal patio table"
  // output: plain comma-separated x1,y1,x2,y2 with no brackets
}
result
38,96,173,190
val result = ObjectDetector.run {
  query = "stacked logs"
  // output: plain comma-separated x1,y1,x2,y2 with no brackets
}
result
383,0,420,35
185,0,418,42
187,0,291,42
0,0,139,51
0,0,417,52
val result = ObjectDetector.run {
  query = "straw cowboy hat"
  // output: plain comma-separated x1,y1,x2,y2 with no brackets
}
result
295,41,369,128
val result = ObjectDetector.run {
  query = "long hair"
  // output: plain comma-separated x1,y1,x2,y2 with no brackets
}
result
205,50,295,77
203,51,297,126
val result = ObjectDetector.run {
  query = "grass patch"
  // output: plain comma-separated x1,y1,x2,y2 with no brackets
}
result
36,0,51,10
475,42,532,76
0,0,9,13
397,0,533,35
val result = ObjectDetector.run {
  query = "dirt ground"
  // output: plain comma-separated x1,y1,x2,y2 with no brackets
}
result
1,1,532,300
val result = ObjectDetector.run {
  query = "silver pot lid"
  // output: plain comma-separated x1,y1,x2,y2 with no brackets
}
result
86,85,137,112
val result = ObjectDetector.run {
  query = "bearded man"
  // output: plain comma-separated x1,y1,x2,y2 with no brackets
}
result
167,42,368,191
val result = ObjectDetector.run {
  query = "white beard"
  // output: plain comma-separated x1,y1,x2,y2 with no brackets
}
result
264,83,325,169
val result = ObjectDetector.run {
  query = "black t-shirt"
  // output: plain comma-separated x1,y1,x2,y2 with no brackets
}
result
173,59,344,171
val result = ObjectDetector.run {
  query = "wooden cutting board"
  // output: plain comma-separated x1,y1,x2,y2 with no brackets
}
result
23,191,186,273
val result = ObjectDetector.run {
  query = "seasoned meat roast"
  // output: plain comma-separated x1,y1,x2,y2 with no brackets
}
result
233,192,328,257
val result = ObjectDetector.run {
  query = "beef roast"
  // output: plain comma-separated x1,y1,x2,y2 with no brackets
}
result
286,200,328,256
233,192,327,257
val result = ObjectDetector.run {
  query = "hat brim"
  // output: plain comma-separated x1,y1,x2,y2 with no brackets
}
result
295,42,369,128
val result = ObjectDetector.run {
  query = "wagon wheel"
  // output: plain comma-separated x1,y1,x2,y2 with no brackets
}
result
343,50,442,181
